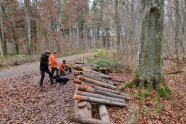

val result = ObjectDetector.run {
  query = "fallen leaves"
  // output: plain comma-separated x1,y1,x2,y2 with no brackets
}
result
107,60,186,124
0,71,76,124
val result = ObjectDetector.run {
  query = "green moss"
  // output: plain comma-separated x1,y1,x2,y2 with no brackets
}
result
157,86,171,97
154,98,164,113
138,90,151,101
143,106,149,114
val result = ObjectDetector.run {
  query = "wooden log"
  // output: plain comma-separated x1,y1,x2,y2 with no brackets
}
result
74,71,115,85
72,65,84,71
73,79,130,99
72,115,113,124
76,90,125,103
83,67,113,79
74,100,92,117
99,105,110,122
93,85,130,99
78,84,130,100
74,84,93,122
74,84,92,116
83,73,115,85
78,75,117,90
73,95,127,107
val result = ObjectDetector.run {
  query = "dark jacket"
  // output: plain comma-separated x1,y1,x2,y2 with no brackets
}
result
40,53,49,71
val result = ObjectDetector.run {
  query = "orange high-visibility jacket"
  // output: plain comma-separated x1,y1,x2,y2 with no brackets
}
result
60,63,65,72
49,54,57,68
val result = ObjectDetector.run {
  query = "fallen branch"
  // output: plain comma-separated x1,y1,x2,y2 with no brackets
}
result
165,70,184,74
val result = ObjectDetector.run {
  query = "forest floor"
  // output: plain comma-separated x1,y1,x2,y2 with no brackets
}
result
107,59,186,124
0,55,185,124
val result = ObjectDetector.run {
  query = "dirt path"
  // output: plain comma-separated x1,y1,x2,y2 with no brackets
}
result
0,53,90,81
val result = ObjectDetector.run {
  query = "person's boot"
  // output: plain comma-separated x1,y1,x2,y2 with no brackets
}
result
50,76,54,85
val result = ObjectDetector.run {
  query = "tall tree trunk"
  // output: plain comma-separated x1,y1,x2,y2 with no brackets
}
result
114,0,121,50
125,0,166,90
33,0,39,53
10,20,19,54
24,0,32,54
0,38,3,58
0,4,6,55
175,0,181,70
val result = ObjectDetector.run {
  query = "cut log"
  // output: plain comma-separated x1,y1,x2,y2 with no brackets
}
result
93,85,130,99
74,100,92,117
73,79,129,99
76,90,125,103
99,105,110,122
74,84,93,122
78,84,130,100
72,115,113,124
83,67,113,79
73,95,127,107
72,65,84,71
83,73,115,85
78,75,117,90
78,101,87,108
74,71,115,85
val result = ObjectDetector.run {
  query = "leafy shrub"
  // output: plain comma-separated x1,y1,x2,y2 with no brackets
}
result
88,49,127,70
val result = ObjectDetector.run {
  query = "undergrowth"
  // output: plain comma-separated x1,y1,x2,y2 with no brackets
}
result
88,49,131,72
0,54,40,69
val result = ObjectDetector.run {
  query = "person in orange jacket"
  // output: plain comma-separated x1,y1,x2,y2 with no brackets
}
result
60,60,72,76
49,52,59,76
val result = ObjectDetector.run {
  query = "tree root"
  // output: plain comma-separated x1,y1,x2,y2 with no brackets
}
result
119,75,171,98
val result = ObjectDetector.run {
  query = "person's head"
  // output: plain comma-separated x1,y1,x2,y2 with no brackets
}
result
53,52,57,57
63,60,66,64
45,50,50,57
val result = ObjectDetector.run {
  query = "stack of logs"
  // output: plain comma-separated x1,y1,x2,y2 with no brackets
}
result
72,64,130,124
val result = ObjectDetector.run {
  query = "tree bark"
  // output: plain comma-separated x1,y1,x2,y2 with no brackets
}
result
24,0,32,54
125,0,166,90
73,95,126,107
114,0,121,50
76,90,125,103
0,3,6,55
77,84,130,100
78,75,117,90
98,105,110,122
10,19,19,54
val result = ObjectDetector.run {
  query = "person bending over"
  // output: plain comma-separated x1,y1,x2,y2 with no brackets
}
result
60,60,72,76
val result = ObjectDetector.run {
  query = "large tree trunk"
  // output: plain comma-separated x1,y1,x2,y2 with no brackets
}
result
24,0,32,54
125,0,166,90
114,0,121,50
10,20,19,54
0,4,6,55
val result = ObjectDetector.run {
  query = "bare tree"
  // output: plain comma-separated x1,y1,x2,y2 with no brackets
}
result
0,2,6,55
24,0,32,54
114,0,121,50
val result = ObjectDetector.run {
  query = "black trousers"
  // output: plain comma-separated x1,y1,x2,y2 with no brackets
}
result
39,69,53,87
51,67,59,76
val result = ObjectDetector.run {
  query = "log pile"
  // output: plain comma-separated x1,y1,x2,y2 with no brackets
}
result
72,64,130,124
